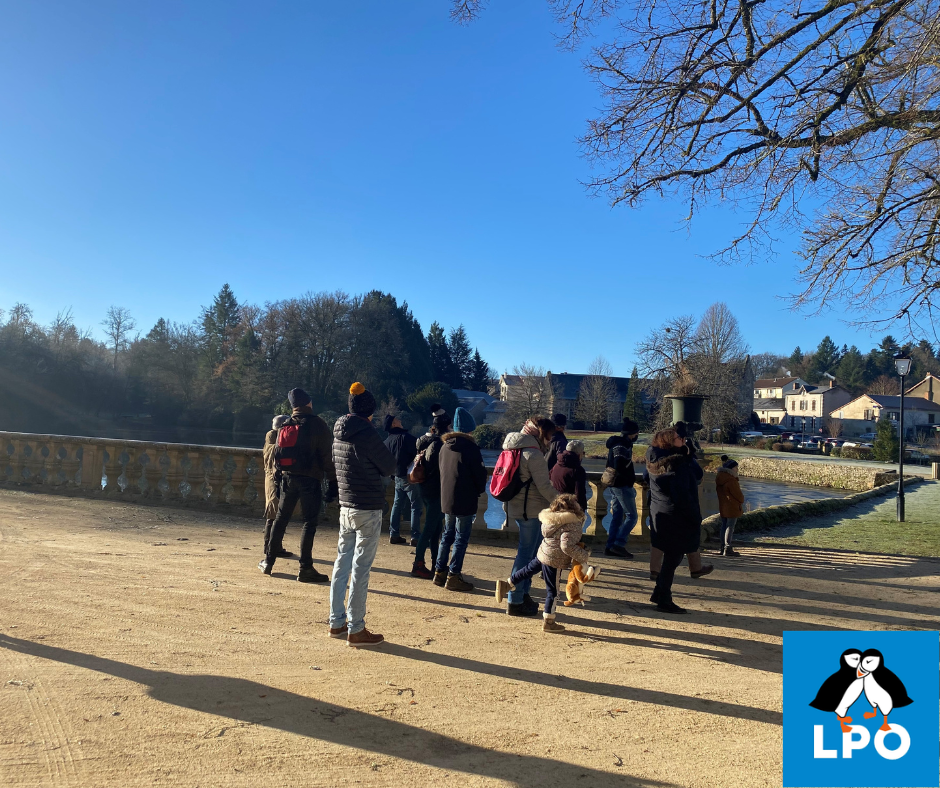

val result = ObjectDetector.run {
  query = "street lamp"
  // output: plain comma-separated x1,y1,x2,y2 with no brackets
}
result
894,353,913,522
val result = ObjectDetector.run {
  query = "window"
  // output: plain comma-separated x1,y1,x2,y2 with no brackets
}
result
770,417,779,424
930,414,935,424
811,400,816,411
888,411,899,421
863,409,873,420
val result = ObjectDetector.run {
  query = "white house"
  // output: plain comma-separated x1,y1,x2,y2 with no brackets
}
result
783,382,853,431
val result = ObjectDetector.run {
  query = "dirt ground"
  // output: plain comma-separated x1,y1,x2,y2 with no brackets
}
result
2,489,939,788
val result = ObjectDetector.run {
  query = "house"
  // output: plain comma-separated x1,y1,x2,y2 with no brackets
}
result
753,376,808,400
906,372,940,403
830,394,940,438
452,389,499,426
783,382,853,432
754,398,787,425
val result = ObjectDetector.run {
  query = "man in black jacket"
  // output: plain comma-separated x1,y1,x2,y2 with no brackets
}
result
545,414,568,473
259,388,337,582
328,382,396,648
383,414,423,546
603,417,640,558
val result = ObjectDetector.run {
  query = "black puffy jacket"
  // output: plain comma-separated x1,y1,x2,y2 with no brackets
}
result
605,434,636,488
384,426,418,479
415,432,444,500
439,432,487,517
645,443,703,554
333,415,396,511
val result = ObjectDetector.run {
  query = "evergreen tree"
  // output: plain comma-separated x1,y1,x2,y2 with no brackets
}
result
201,284,241,369
467,349,490,393
835,346,867,393
361,292,433,390
787,346,805,377
448,325,473,389
427,322,454,383
870,335,901,378
813,336,841,376
872,418,900,462
622,365,647,429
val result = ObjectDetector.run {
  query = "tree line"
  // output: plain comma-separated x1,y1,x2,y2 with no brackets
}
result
0,286,494,435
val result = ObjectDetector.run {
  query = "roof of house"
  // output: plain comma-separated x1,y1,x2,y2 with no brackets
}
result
548,372,632,401
906,372,940,394
754,377,800,388
754,398,786,410
789,383,850,396
452,389,495,405
864,395,940,411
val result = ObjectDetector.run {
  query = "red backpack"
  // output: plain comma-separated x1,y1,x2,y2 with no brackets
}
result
275,417,311,470
489,449,532,510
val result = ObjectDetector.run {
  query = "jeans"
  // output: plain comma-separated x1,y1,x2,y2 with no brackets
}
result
508,517,542,605
414,496,443,565
606,485,637,549
267,474,322,569
652,549,685,604
389,477,424,540
720,517,737,547
511,558,561,618
435,514,473,575
328,507,382,635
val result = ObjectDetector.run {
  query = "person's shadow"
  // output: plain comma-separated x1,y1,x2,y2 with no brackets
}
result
1,634,677,787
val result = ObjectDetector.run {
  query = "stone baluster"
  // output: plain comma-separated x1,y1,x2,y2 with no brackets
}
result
631,480,651,542
35,442,52,486
228,453,250,508
79,442,104,492
6,438,26,483
24,440,43,485
206,451,227,504
61,442,81,488
165,448,189,501
48,441,68,487
585,480,608,540
190,451,210,501
103,445,124,495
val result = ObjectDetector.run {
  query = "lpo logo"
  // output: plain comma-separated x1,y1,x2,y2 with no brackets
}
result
783,631,938,788
809,648,912,760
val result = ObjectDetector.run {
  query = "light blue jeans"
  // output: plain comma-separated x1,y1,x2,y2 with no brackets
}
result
435,514,473,575
606,485,637,550
508,517,542,605
329,507,382,635
389,477,423,540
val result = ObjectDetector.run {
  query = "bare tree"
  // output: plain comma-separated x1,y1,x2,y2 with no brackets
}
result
575,355,617,430
824,417,844,439
455,0,940,333
503,363,558,426
101,306,136,371
694,303,749,365
867,374,901,395
751,352,788,379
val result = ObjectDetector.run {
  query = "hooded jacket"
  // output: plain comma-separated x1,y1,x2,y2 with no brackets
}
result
415,431,444,500
546,430,568,472
716,466,745,518
501,432,558,520
333,415,396,510
549,450,588,512
536,508,590,570
275,409,337,483
605,433,636,488
262,429,280,519
439,431,487,517
645,442,703,554
384,426,418,479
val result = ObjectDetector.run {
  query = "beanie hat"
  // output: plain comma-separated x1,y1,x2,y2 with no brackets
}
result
674,420,688,439
288,388,311,409
553,413,567,428
382,414,396,433
452,406,476,435
348,382,376,418
622,417,639,435
566,439,585,456
721,455,738,469
430,403,446,418
433,413,452,433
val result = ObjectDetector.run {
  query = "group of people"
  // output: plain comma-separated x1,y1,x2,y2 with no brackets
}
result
257,383,748,646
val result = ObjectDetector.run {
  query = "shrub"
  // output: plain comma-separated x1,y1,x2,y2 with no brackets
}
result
473,424,506,450
829,446,842,458
872,419,900,462
772,441,795,452
841,445,874,460
771,442,783,451
406,382,459,425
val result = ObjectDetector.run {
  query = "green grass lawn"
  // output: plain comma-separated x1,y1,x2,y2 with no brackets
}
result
747,480,940,557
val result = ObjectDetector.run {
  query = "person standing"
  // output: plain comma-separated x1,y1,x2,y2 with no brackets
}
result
411,409,451,578
502,417,558,616
262,414,293,558
383,414,423,546
549,439,588,512
434,407,487,592
259,389,337,582
715,456,744,556
545,414,569,473
603,418,639,558
645,422,704,614
328,382,396,648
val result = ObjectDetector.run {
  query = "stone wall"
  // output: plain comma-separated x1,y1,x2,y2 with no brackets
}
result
736,457,898,491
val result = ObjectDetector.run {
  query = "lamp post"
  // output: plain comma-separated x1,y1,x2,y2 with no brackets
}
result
894,353,912,522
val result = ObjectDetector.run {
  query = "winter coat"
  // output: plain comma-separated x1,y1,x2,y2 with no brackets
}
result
645,443,703,554
549,450,588,512
439,432,488,517
262,429,280,520
502,432,558,521
536,509,590,570
716,467,745,518
384,426,418,479
605,434,636,488
275,409,337,483
415,432,444,500
546,430,568,473
333,415,396,511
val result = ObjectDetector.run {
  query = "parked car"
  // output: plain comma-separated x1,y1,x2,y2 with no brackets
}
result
906,449,931,464
858,432,879,441
799,439,821,449
824,438,846,447
739,431,764,439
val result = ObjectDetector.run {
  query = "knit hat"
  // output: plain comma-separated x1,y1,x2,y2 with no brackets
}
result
453,407,476,435
553,413,567,428
382,414,396,433
288,387,311,409
348,382,376,418
272,414,291,430
566,439,585,457
622,417,639,435
433,413,452,433
720,454,738,469
674,420,688,439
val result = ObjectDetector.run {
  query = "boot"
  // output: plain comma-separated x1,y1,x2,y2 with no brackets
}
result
723,547,741,557
656,600,688,614
389,536,407,545
432,570,447,588
329,624,348,639
690,564,714,579
297,567,329,583
411,560,433,579
543,617,565,633
495,579,515,604
445,573,474,592
258,560,273,575
508,595,539,617
347,628,384,648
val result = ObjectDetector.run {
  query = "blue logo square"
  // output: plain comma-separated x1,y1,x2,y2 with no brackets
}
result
784,630,939,787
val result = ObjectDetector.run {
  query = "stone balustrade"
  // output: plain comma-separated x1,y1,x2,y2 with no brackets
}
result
0,431,652,543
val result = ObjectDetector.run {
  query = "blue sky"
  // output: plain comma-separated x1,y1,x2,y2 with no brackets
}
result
0,1,894,376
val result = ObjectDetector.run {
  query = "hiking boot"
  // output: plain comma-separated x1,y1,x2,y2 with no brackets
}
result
258,560,273,575
691,564,714,579
409,536,419,547
495,579,514,604
723,547,741,557
508,596,539,617
649,589,662,604
445,573,473,592
274,548,294,558
347,628,384,648
297,567,329,583
389,536,407,545
329,624,348,639
604,546,633,558
656,600,688,614
411,560,433,579
543,618,565,633
432,570,447,587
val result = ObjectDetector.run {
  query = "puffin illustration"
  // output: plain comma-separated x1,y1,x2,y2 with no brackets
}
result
857,648,913,731
809,648,865,732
